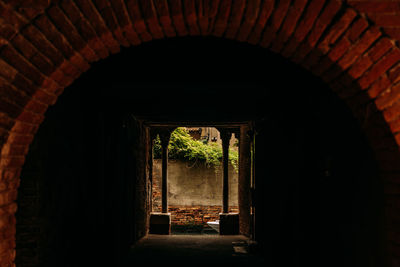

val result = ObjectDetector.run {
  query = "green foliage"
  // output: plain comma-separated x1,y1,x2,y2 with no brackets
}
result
153,127,238,172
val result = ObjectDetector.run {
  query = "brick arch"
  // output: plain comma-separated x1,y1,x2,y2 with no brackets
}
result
1,0,400,265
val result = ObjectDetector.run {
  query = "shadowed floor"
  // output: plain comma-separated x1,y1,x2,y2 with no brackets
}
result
126,235,266,266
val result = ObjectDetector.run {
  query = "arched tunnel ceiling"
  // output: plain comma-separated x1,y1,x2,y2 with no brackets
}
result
1,1,400,266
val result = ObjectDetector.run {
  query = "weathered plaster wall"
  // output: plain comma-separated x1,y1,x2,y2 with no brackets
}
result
152,159,238,208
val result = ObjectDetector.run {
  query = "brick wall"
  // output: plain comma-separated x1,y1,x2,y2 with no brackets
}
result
152,159,238,225
169,205,238,226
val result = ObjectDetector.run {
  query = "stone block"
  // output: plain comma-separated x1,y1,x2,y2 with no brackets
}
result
219,213,239,235
149,212,171,235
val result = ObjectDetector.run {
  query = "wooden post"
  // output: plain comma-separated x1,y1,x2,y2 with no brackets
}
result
159,130,172,213
219,129,232,214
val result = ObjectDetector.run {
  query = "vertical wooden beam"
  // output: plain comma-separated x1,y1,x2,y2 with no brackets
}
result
219,129,232,214
159,130,171,213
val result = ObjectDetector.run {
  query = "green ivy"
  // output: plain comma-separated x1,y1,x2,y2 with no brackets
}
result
153,127,238,172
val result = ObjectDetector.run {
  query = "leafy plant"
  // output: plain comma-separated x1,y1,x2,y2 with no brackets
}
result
153,127,238,172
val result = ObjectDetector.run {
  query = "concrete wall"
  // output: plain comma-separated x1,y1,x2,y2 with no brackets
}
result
152,159,238,208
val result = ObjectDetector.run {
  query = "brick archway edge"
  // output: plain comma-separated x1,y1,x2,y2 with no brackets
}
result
1,0,400,265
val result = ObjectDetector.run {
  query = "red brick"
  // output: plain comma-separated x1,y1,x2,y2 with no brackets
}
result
247,0,274,44
0,143,28,157
213,0,232,37
367,74,391,99
0,2,26,27
204,0,220,35
0,170,19,184
74,0,108,36
384,28,400,41
389,63,400,84
338,27,381,70
348,1,400,13
183,0,200,36
31,88,57,105
376,83,400,111
47,70,68,88
24,99,48,115
348,55,373,80
96,3,123,45
237,0,262,42
9,121,37,135
346,17,369,43
168,0,188,37
0,181,7,193
34,15,78,60
259,0,291,47
138,0,164,39
0,59,17,81
281,0,326,57
368,37,394,62
21,25,64,67
94,6,127,49
154,0,177,38
69,53,91,73
0,99,22,118
10,34,36,60
359,48,400,90
94,0,130,47
383,99,400,122
60,0,110,59
195,0,209,35
108,0,131,27
0,78,30,105
9,78,33,105
47,6,99,62
40,78,63,96
317,8,357,54
308,0,342,46
312,37,351,76
57,60,81,80
225,0,246,39
109,0,143,44
370,14,400,28
390,118,400,133
29,52,56,77
0,45,45,86
303,7,359,69
16,110,43,125
125,0,152,42
74,0,120,52
0,157,25,169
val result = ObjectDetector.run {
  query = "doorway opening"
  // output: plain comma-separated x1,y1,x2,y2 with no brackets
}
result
151,127,239,235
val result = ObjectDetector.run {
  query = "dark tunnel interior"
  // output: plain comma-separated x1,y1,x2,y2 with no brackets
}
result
16,37,385,267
